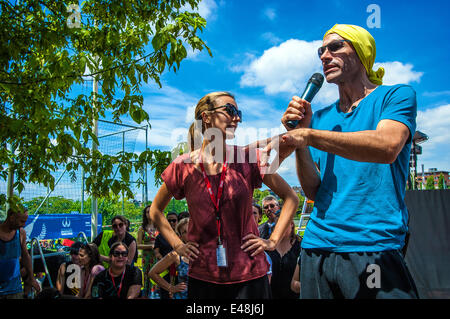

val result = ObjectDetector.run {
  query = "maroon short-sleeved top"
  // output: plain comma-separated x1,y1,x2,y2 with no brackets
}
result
161,145,269,284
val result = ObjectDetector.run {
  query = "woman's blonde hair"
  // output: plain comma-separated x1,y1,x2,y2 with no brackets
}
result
188,91,235,152
175,217,189,238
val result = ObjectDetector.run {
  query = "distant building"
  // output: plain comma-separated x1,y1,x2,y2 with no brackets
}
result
292,186,305,197
416,168,449,189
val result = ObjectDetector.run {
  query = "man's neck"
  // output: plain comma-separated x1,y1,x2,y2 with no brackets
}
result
338,74,378,112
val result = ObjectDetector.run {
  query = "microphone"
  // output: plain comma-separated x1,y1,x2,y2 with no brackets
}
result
286,73,324,128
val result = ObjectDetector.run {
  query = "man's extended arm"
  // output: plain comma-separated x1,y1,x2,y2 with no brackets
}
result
302,119,411,164
272,119,410,200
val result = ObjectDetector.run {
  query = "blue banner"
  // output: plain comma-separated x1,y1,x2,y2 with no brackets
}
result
24,213,102,241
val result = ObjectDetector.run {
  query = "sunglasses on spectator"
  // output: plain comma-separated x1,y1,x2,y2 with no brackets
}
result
112,222,124,230
263,203,277,210
168,219,178,223
208,103,242,122
318,39,351,58
112,251,128,258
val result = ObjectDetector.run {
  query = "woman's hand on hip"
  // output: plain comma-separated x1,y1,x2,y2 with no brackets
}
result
241,233,276,257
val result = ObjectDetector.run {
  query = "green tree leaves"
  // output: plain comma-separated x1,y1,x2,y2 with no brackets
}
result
426,175,435,190
1,0,210,209
438,173,446,190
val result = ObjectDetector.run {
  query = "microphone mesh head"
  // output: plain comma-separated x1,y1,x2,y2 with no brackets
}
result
310,73,324,87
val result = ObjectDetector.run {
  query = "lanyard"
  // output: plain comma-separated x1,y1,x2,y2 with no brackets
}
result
199,153,227,244
109,268,126,298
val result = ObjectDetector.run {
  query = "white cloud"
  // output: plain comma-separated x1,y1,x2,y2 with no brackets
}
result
229,53,257,73
416,104,450,171
238,39,425,107
263,7,277,21
234,95,282,125
141,84,198,148
185,45,202,60
373,61,423,85
276,152,296,176
185,104,197,123
417,104,450,147
239,39,322,94
422,90,450,98
182,0,218,20
197,0,219,20
261,32,282,45
147,119,188,148
238,39,338,106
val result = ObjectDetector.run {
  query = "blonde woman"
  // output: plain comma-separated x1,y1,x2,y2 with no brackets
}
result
150,91,298,299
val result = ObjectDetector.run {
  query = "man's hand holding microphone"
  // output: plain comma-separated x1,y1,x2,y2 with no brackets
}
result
263,73,324,168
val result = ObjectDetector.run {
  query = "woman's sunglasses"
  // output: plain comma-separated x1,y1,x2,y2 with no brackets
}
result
317,39,351,58
208,103,242,122
112,250,128,258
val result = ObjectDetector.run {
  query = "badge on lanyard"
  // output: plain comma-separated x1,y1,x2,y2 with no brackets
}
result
199,152,228,268
216,242,228,268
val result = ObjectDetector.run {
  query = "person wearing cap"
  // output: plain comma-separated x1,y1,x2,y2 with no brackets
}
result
267,24,418,298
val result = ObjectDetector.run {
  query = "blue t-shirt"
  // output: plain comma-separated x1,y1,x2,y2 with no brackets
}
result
302,84,417,252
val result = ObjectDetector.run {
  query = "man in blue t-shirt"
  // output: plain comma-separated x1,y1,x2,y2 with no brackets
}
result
270,24,418,298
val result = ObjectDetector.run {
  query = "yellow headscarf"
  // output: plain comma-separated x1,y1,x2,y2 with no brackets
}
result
323,24,384,85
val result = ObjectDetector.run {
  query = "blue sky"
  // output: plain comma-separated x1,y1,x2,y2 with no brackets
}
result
4,0,449,205
137,0,450,201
